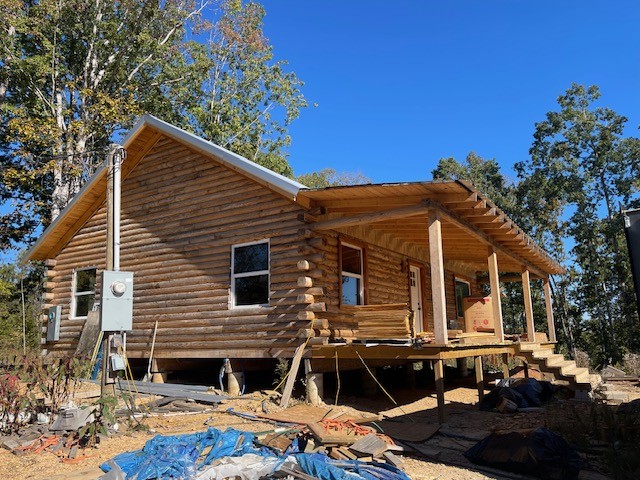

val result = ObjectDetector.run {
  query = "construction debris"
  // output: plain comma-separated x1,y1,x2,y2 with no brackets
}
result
479,378,560,412
100,426,411,480
1,424,97,464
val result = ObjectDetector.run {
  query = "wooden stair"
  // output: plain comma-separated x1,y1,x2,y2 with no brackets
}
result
515,343,598,392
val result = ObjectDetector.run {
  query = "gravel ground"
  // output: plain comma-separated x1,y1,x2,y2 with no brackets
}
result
0,381,622,480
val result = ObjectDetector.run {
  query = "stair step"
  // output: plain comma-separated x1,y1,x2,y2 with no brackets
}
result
531,349,554,359
518,343,542,353
544,355,567,366
559,365,588,378
566,366,588,376
574,372,592,385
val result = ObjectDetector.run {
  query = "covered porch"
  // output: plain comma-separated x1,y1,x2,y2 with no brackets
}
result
295,180,568,421
297,180,563,346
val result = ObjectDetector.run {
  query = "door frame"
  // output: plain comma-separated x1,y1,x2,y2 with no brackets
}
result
409,262,426,334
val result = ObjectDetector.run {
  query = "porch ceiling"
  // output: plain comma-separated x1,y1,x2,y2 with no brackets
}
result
296,180,564,276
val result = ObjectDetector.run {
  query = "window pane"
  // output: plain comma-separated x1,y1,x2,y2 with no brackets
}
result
341,276,361,305
75,294,94,317
235,274,269,306
234,243,268,274
341,245,361,275
76,269,96,292
455,280,471,317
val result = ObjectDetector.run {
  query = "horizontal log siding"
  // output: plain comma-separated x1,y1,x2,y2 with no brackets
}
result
46,137,308,357
365,245,408,305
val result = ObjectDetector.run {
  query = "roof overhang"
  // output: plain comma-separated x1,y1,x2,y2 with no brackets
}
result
297,180,565,276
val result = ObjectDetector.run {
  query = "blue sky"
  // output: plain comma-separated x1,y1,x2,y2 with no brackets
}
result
260,1,640,183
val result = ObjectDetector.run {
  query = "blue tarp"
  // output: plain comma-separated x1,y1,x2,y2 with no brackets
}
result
101,427,411,480
101,427,261,480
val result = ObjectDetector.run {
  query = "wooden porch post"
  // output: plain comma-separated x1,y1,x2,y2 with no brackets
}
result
429,210,448,345
522,268,536,342
487,247,504,342
543,278,556,342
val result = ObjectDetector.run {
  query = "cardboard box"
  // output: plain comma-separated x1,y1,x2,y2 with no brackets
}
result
463,296,493,332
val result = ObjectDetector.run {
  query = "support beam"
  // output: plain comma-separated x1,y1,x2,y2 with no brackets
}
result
522,268,536,342
311,201,434,231
543,278,557,342
305,359,324,406
502,353,510,380
487,247,505,342
474,356,484,402
224,359,242,396
429,210,448,345
280,343,306,408
434,359,446,424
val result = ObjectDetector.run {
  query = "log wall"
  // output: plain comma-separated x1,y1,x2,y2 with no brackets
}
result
45,136,311,358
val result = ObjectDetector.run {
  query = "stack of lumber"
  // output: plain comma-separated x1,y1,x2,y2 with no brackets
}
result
344,304,411,340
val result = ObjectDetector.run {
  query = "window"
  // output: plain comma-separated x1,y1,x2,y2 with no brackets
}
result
232,241,270,307
455,278,471,318
72,267,97,318
341,243,363,305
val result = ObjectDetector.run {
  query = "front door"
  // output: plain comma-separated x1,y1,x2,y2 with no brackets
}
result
409,265,423,334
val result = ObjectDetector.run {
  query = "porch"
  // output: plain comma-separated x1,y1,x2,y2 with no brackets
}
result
293,180,571,421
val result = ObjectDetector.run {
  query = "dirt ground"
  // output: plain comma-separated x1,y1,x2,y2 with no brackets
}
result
1,378,634,480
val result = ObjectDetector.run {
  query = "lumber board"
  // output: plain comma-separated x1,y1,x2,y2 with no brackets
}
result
280,343,306,408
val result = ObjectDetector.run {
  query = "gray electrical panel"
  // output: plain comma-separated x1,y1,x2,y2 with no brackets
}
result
100,271,134,331
46,305,61,342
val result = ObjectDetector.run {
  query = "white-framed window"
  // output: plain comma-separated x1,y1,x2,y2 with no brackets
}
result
455,277,471,318
231,240,270,307
340,243,364,305
72,267,97,318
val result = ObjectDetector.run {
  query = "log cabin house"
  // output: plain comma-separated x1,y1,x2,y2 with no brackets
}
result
26,115,581,420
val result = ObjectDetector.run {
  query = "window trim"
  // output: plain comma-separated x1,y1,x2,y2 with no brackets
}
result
340,241,365,306
230,239,270,308
71,267,97,319
454,277,472,318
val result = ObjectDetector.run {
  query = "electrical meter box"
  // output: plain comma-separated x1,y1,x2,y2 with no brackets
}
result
46,305,61,342
100,271,134,331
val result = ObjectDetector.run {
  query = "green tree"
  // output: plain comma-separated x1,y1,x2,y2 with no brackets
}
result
0,0,307,252
190,0,307,177
0,263,41,354
432,152,518,218
515,84,640,365
296,168,371,188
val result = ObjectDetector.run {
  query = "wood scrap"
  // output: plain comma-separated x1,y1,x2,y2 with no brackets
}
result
307,422,367,445
383,451,405,469
348,433,389,457
280,343,306,408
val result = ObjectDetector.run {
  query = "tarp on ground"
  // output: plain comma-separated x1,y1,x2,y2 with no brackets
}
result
101,427,411,480
479,378,557,411
464,427,582,480
101,427,261,480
